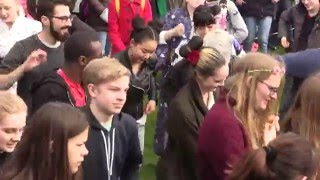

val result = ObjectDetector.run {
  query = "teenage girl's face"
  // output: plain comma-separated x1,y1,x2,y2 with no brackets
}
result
68,127,89,174
255,73,282,110
0,111,26,152
130,39,157,63
198,64,229,92
186,0,206,8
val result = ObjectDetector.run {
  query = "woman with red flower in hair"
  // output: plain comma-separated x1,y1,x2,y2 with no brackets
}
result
156,39,229,180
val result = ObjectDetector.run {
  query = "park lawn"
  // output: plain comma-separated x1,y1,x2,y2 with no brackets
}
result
140,110,158,180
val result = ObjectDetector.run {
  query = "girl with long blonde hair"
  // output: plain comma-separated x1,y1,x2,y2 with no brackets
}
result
198,52,286,180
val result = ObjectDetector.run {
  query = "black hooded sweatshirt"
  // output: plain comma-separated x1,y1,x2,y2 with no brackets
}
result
30,71,79,115
81,106,142,180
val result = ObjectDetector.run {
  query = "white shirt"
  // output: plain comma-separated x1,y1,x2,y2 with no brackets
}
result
0,16,42,58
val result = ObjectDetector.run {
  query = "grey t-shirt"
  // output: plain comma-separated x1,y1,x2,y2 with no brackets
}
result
0,34,64,109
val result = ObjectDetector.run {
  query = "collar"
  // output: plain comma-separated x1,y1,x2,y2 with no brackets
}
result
123,48,147,74
82,106,120,131
189,77,209,115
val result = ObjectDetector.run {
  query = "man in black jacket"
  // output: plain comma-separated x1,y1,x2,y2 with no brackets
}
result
81,57,142,180
30,31,102,115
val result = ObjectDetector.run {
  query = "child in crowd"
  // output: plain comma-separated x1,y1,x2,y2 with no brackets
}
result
198,53,285,180
0,91,27,168
81,57,142,180
1,102,89,179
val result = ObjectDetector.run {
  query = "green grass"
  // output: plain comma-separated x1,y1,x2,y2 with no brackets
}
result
139,110,158,180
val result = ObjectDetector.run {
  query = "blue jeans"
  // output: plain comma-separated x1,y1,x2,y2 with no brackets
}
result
244,16,273,54
97,31,111,56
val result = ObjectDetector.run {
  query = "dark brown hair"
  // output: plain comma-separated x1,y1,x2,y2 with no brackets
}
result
228,133,319,180
2,102,89,180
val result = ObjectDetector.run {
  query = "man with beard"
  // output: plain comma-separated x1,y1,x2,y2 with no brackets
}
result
0,0,73,110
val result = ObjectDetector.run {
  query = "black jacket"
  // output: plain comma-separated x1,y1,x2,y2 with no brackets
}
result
160,59,194,104
157,78,209,180
278,3,320,52
114,49,157,120
81,106,142,180
237,0,276,18
0,152,9,170
30,71,77,115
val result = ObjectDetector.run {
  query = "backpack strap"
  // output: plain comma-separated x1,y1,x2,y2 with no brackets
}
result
116,0,146,16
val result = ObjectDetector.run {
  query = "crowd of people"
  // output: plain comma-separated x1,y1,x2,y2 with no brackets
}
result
1,0,320,180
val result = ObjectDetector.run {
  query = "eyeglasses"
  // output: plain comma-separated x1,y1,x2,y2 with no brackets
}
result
259,81,278,96
50,15,73,22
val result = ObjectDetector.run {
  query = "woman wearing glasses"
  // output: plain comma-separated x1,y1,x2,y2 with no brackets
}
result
197,52,286,180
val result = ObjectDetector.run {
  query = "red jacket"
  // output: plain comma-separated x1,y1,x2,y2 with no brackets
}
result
108,0,152,54
197,91,250,180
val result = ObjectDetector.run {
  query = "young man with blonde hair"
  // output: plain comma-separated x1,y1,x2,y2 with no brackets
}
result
81,57,142,180
0,91,27,168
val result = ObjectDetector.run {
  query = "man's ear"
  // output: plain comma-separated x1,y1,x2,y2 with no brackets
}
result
129,39,136,47
41,16,50,26
79,56,87,66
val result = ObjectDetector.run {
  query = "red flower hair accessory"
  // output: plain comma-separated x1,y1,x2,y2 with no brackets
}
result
187,50,200,66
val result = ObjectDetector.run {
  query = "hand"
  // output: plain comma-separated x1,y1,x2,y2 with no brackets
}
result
281,37,290,48
144,100,156,115
264,115,280,145
23,49,47,72
173,23,185,37
236,0,246,5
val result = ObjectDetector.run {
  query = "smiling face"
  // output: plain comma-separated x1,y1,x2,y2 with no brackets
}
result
302,0,320,12
0,111,27,152
255,73,283,110
197,64,229,92
47,4,72,42
0,0,19,25
129,39,158,63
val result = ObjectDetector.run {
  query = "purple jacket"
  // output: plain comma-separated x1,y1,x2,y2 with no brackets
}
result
197,91,249,180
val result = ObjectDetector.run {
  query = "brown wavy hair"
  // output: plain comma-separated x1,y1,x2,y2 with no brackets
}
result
228,133,319,180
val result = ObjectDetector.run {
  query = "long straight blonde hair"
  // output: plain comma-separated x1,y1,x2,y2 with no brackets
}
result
226,53,285,149
284,72,320,149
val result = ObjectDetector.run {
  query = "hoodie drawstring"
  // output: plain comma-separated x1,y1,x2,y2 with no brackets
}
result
101,129,116,179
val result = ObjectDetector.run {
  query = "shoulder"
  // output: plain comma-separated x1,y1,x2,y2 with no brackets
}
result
113,50,126,61
117,112,137,130
32,72,66,93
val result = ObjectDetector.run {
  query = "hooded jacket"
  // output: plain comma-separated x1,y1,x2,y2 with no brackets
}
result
81,106,142,180
30,71,77,115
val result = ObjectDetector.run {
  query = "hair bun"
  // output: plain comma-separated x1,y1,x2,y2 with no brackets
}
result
148,18,163,34
132,16,147,32
179,36,203,58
